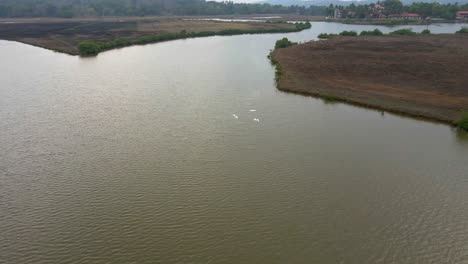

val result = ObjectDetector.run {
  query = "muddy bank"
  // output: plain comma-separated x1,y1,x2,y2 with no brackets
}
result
271,34,468,124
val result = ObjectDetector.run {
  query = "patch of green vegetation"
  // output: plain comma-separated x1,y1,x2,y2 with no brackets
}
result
78,41,101,56
274,37,297,49
318,33,338,39
321,94,339,104
269,37,302,83
268,51,283,83
318,27,434,41
389,28,417,36
360,29,384,36
78,22,311,56
294,22,312,31
339,30,358,36
457,112,468,131
456,27,468,34
318,30,360,39
274,63,283,82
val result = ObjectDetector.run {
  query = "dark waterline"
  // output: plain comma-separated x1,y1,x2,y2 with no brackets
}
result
1,22,468,264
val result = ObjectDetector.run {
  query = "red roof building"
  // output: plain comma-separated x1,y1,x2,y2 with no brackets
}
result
457,11,468,19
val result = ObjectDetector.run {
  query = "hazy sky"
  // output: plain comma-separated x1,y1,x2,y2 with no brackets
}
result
213,0,260,2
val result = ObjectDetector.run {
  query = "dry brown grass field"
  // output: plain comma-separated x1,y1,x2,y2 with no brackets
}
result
271,34,468,124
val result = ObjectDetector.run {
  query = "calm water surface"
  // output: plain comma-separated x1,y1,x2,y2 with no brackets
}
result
1,22,468,264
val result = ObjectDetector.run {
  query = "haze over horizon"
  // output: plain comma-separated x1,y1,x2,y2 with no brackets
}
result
213,0,463,3
213,0,258,2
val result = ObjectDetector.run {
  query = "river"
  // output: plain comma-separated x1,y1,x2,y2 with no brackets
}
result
1,22,468,263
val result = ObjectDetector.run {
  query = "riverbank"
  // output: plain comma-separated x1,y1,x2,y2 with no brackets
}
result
270,34,468,125
0,16,309,56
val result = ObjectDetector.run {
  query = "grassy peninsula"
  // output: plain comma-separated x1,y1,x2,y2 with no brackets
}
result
77,20,311,56
270,33,468,128
0,17,310,56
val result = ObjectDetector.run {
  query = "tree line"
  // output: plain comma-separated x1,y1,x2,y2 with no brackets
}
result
328,0,468,20
1,0,466,19
0,0,327,18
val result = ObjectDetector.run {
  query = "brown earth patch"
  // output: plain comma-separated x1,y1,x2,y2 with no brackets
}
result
271,34,468,123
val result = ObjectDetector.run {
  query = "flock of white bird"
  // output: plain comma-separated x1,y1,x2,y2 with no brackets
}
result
232,110,260,123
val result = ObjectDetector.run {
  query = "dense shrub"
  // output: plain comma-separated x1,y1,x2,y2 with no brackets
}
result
390,28,417,35
456,27,468,34
339,30,358,36
319,27,433,41
321,94,339,103
295,22,312,31
78,41,101,56
360,29,384,36
318,33,338,39
458,113,468,131
268,51,282,82
318,30,356,38
275,38,297,49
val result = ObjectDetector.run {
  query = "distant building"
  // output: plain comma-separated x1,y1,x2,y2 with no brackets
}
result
456,11,468,20
367,4,385,19
388,13,422,20
374,4,385,10
334,9,342,19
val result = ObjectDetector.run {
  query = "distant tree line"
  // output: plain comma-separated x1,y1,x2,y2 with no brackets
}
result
0,0,328,18
327,0,468,19
317,27,464,39
405,1,467,19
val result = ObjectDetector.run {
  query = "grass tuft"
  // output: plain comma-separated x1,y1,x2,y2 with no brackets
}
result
321,94,339,104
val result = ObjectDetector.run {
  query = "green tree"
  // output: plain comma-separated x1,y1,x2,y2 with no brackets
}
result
275,38,296,49
79,41,101,56
383,0,403,14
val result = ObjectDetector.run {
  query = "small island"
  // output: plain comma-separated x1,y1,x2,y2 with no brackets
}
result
270,32,468,129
